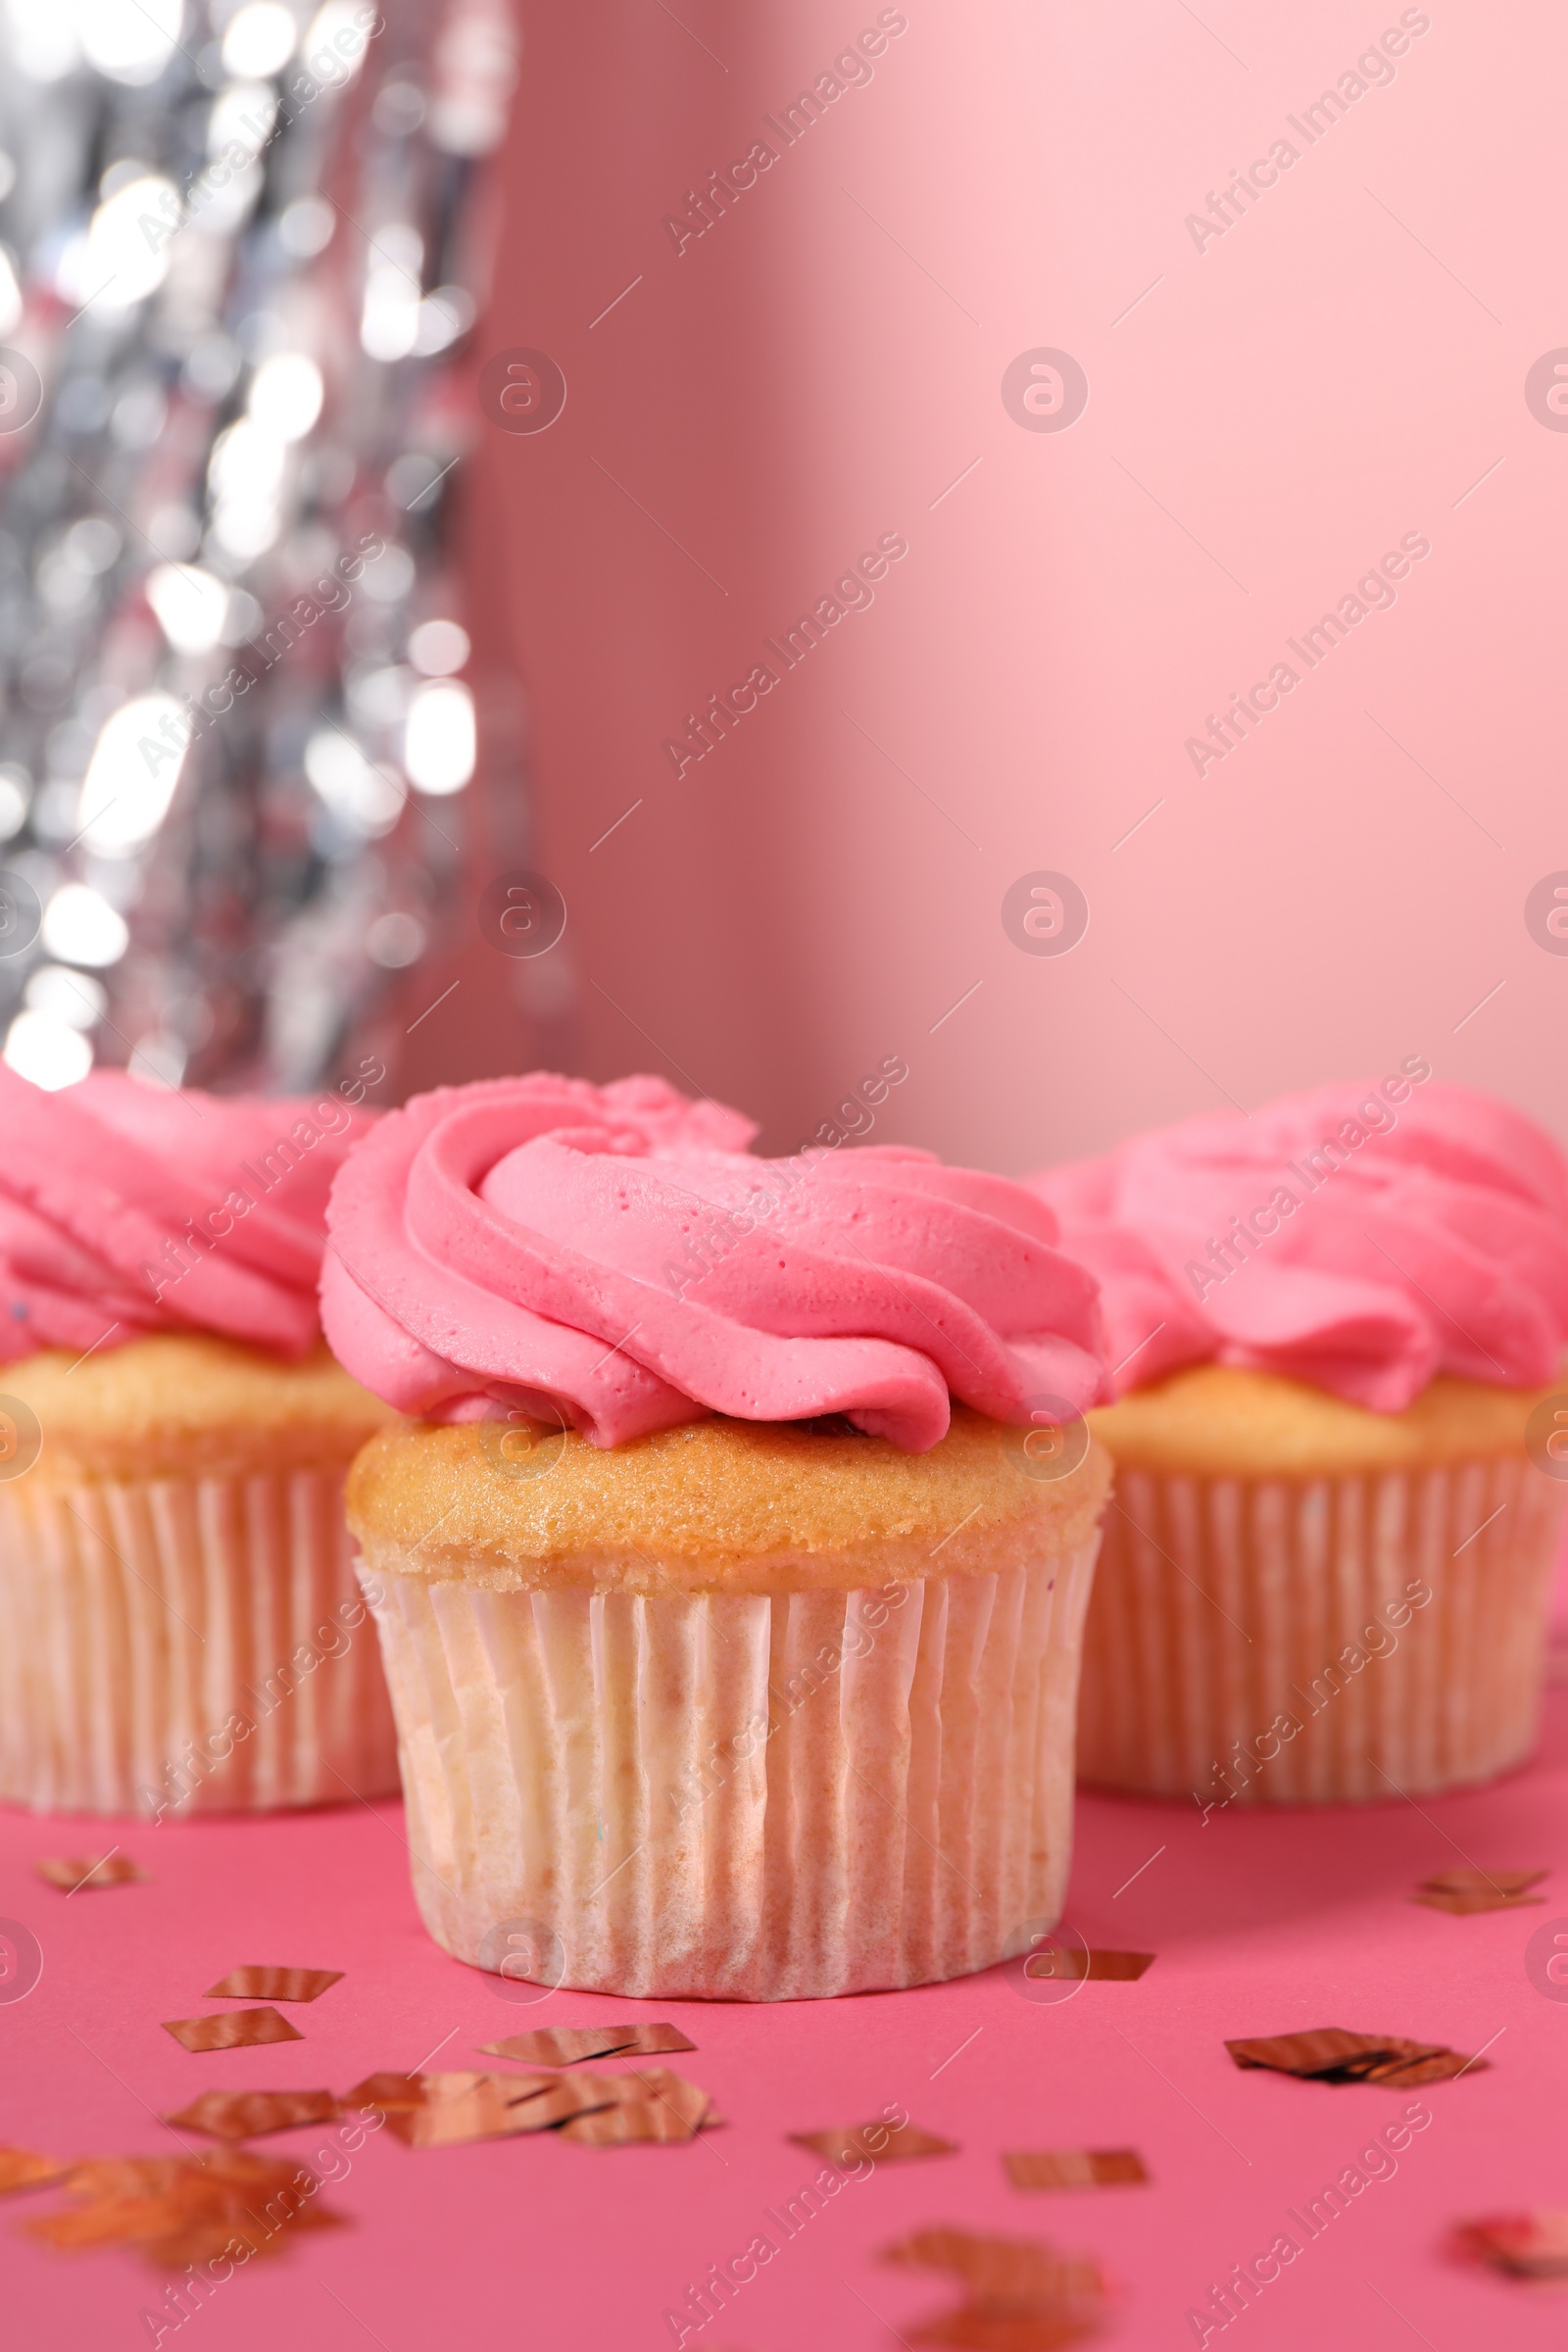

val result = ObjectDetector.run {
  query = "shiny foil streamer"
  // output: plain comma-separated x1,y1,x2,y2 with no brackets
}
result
0,0,518,1096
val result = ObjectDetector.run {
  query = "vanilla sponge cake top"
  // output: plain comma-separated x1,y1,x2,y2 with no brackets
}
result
3,1334,394,1481
346,1405,1111,1594
1087,1363,1557,1480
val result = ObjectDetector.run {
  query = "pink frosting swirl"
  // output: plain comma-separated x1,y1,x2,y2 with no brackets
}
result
0,1064,379,1362
320,1072,1109,1451
1029,1075,1568,1410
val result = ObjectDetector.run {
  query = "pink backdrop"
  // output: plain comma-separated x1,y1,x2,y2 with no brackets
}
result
401,0,1568,1180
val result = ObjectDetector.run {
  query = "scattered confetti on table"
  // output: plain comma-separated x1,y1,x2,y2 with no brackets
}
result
202,1968,345,2004
35,1856,146,1894
162,2009,305,2055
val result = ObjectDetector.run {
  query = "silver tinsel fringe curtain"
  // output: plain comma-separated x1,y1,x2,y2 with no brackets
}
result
0,0,516,1094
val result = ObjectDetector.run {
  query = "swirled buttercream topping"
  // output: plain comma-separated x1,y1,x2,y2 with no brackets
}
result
1030,1074,1568,1409
321,1073,1109,1451
0,1064,377,1361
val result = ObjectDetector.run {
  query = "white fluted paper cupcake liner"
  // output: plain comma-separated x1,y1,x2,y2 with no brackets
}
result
0,1466,400,1815
1078,1458,1566,1803
364,1540,1100,2000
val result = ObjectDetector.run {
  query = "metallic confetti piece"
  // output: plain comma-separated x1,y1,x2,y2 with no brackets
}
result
203,1968,344,2004
35,1855,146,1893
1226,2029,1483,2084
1329,2038,1448,2080
383,2074,618,2148
1019,1944,1154,1985
164,2091,340,2141
32,2194,213,2251
64,2152,314,2204
341,2072,452,2113
1227,2029,1414,2077
884,2226,1106,2350
0,2147,70,2195
907,2307,1098,2350
1421,1868,1545,1898
884,2229,1102,2304
1456,2213,1568,2278
32,2150,335,2269
479,2023,696,2066
1004,2148,1149,2190
1363,2048,1487,2087
791,2118,958,2170
162,2008,304,2054
560,2099,699,2145
342,2070,546,2114
556,2068,713,2144
1415,1886,1545,1916
63,2161,207,2202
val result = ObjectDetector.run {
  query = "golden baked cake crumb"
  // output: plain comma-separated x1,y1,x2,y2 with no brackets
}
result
347,1405,1110,1592
1088,1363,1554,1481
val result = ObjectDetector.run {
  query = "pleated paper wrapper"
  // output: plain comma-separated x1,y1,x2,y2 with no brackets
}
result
1078,1456,1566,1804
365,1540,1100,2001
0,1466,399,1816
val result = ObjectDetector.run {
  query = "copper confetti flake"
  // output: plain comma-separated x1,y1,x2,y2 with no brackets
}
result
164,2091,340,2141
345,2070,522,2112
343,2066,720,2149
203,1967,344,2004
1017,1945,1155,1986
908,2311,1099,2350
1004,2149,1149,2190
346,2071,613,2147
382,2075,621,2149
26,2151,339,2270
341,2072,451,2113
559,2069,715,2145
0,2148,70,2195
162,2009,304,2054
479,2023,696,2067
1414,1868,1546,1917
35,1855,146,1893
885,2228,1103,2302
792,2118,957,2170
1226,2029,1486,2086
882,2226,1106,2351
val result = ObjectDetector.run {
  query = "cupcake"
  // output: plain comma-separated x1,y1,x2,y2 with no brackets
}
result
0,1061,399,1817
323,1073,1111,1999
1031,1070,1568,1806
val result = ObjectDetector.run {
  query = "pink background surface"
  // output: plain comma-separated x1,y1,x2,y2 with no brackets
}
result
402,0,1568,1182
5,1672,1568,2351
